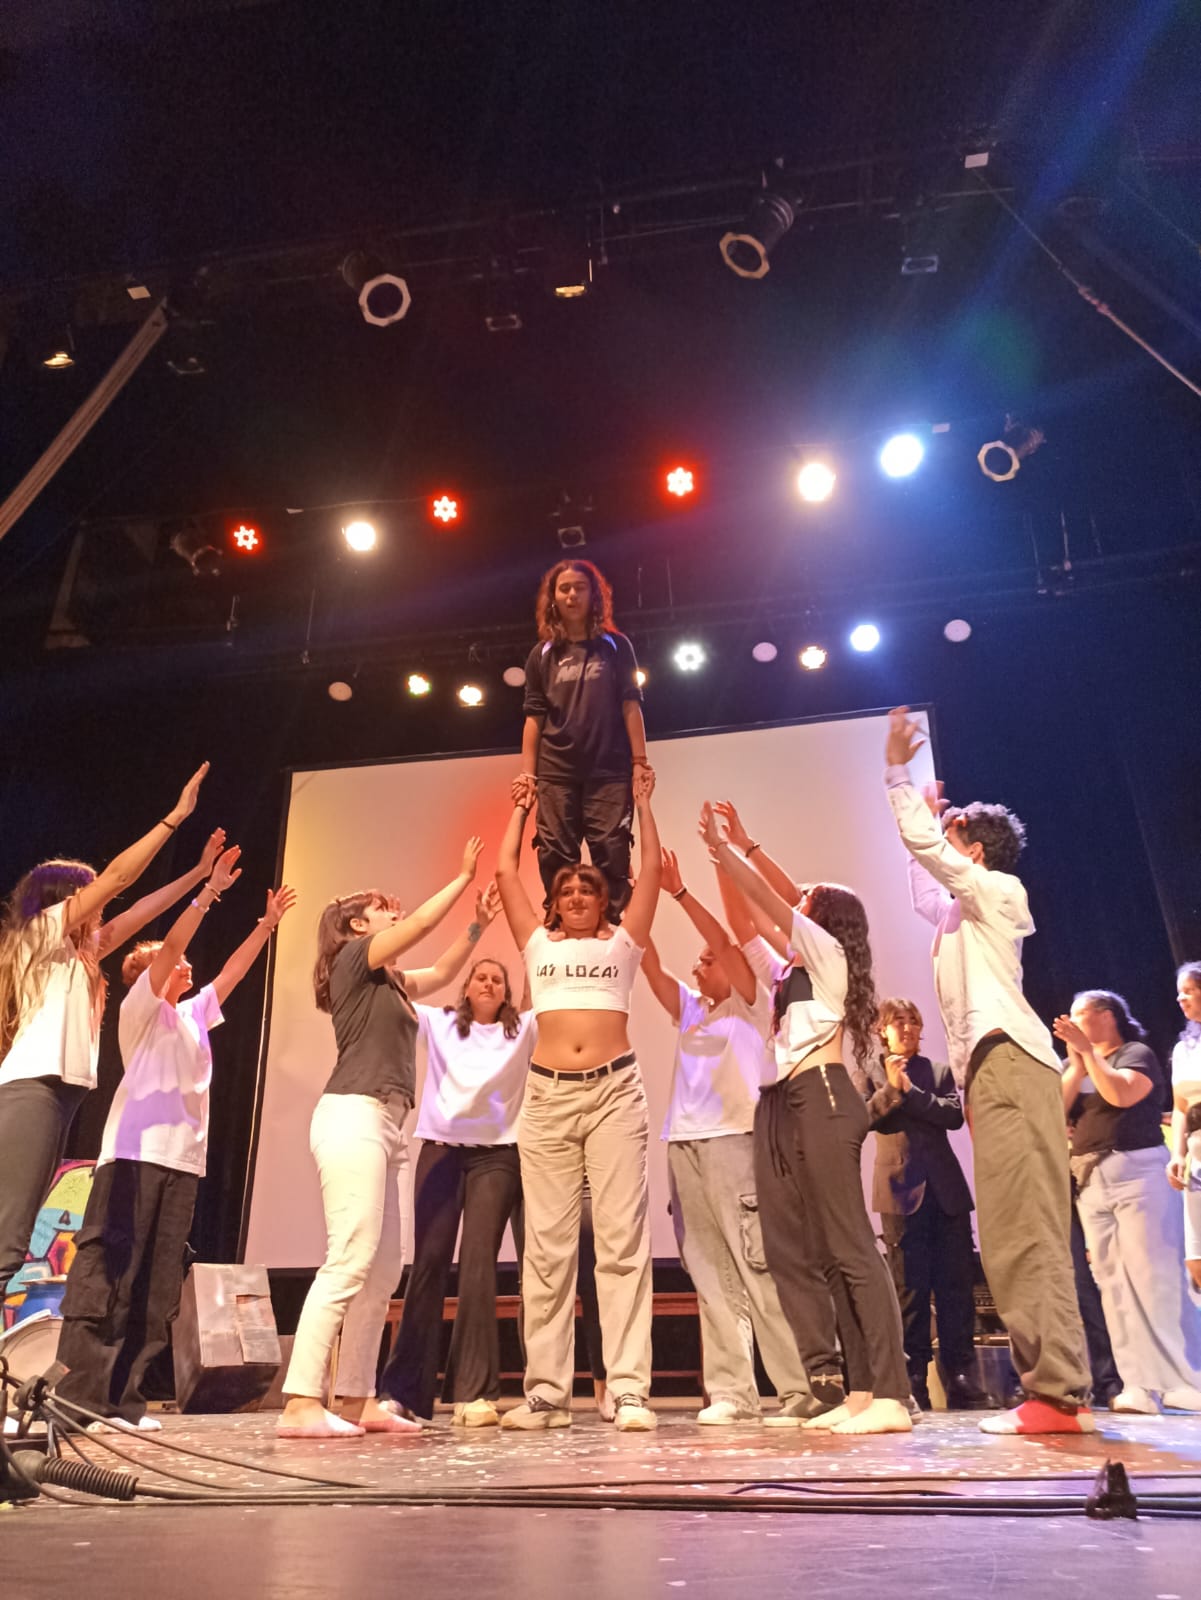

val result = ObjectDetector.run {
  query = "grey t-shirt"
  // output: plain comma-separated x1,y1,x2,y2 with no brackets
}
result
324,936,418,1102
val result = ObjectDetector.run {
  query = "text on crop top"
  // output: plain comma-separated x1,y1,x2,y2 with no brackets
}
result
523,923,644,1014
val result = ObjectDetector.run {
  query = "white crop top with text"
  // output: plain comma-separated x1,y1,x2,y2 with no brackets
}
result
524,924,644,1014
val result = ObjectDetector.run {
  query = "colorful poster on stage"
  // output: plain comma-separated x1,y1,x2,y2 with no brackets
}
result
2,1159,95,1331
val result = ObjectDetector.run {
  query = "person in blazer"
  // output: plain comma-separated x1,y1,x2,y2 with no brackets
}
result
867,998,988,1409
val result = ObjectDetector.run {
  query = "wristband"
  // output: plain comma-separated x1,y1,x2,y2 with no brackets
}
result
745,842,760,857
671,886,687,901
191,898,211,914
633,757,652,767
160,818,178,833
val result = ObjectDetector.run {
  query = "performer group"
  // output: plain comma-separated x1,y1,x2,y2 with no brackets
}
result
2,558,1200,1443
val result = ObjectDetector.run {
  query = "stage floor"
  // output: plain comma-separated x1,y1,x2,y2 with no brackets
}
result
6,1405,1200,1599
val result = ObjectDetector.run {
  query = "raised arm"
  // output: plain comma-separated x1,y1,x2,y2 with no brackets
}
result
700,802,795,933
495,802,541,951
213,886,297,1006
661,847,755,1004
716,866,789,961
365,838,483,971
98,827,227,958
1052,1017,1153,1109
713,801,800,905
148,845,242,998
639,936,682,1023
622,791,662,946
405,883,501,999
65,762,210,936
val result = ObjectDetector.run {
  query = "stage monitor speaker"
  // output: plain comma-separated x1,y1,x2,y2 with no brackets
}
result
173,1264,281,1413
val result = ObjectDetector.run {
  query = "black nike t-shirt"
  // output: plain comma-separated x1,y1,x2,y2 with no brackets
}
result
523,631,642,783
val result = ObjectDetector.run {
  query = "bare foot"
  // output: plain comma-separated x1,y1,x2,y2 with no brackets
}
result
829,1398,913,1435
277,1397,364,1438
801,1390,872,1431
348,1398,422,1434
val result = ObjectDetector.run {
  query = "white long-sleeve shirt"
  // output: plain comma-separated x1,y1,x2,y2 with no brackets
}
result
885,765,1058,1084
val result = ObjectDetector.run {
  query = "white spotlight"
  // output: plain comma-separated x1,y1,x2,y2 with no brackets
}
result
944,618,972,643
752,641,778,663
673,641,706,673
343,519,377,553
849,623,880,653
798,645,827,671
502,666,526,688
797,461,836,503
458,683,485,707
327,681,353,702
879,433,925,478
406,673,432,697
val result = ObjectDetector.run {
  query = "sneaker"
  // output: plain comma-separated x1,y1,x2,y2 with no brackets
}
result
612,1395,657,1431
1161,1385,1201,1412
696,1399,756,1425
453,1398,500,1428
979,1398,1097,1435
764,1393,833,1426
500,1397,572,1431
1110,1386,1160,1414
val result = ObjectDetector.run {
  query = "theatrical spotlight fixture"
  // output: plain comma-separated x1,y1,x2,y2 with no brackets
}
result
229,523,260,554
797,461,836,504
719,190,796,280
879,433,925,478
169,521,223,579
342,519,378,553
406,672,432,697
341,251,411,328
502,666,526,688
799,644,828,671
672,641,706,673
431,494,459,525
666,466,695,499
327,681,353,702
39,328,76,369
944,619,972,643
752,642,778,663
977,416,1046,483
849,623,881,653
458,683,485,708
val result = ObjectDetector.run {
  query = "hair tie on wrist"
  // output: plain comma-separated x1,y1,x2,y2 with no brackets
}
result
671,886,687,901
160,818,178,833
745,841,760,857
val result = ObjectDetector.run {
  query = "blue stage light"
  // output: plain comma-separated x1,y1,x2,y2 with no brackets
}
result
849,623,881,652
879,433,925,478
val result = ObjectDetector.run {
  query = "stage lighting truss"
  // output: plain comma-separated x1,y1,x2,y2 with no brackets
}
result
341,251,411,328
719,189,796,279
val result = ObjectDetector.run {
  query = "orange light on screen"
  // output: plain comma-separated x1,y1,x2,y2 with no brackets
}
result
230,523,261,553
431,494,460,524
665,466,695,498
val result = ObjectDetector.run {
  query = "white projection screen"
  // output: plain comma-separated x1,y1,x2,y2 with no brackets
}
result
243,706,971,1269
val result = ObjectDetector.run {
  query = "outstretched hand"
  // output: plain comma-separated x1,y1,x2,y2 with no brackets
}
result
922,781,950,820
633,764,656,802
511,772,537,810
885,707,925,768
712,800,751,852
263,885,297,928
461,836,485,879
172,761,210,823
197,828,227,875
698,800,724,855
208,846,243,896
659,847,684,897
476,881,502,924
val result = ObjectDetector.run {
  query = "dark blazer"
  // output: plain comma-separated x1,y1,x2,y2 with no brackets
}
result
866,1054,973,1218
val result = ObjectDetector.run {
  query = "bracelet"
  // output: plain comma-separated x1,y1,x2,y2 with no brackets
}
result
160,818,178,833
745,841,760,857
671,886,687,901
190,897,211,913
632,757,652,767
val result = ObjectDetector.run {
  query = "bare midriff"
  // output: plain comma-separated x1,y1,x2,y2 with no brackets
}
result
532,1009,633,1072
784,1024,846,1079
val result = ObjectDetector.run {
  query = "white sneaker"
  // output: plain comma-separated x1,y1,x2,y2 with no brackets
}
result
135,1415,163,1432
696,1399,754,1425
453,1398,499,1428
1110,1387,1160,1414
613,1396,657,1432
1161,1385,1201,1412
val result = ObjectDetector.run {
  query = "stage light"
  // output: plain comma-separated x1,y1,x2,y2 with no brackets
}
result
977,416,1045,483
431,494,459,524
666,466,695,499
503,666,526,688
458,683,484,707
327,681,353,702
879,433,925,478
797,461,836,503
230,523,260,554
849,623,881,653
944,618,972,643
341,251,411,328
168,522,222,578
634,668,648,687
673,641,706,673
719,191,796,280
752,641,778,663
406,673,432,697
343,519,378,553
799,645,828,670
39,327,76,369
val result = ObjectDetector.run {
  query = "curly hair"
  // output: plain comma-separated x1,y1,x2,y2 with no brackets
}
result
1177,961,1201,1043
1072,988,1147,1043
535,559,616,643
805,883,878,1075
313,889,394,1013
0,859,106,1064
943,801,1027,874
544,863,609,933
445,957,521,1039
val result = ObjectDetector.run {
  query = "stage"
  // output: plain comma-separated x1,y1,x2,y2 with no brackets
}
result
5,1406,1200,1599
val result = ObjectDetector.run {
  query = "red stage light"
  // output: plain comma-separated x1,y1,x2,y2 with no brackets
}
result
230,523,261,553
666,466,695,498
431,494,460,524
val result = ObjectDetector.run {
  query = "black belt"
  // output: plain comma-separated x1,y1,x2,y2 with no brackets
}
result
530,1051,635,1083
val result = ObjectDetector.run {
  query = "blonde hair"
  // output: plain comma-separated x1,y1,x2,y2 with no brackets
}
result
0,860,106,1063
122,942,163,988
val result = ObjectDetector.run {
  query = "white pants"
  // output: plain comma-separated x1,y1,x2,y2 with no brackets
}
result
283,1092,411,1400
1077,1144,1201,1394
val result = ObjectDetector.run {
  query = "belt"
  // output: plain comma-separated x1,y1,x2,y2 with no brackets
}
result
530,1050,635,1083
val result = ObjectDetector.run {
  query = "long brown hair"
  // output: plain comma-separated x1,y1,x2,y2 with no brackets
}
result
313,889,392,1014
544,863,609,933
535,559,616,643
806,883,878,1075
445,958,521,1039
0,860,107,1064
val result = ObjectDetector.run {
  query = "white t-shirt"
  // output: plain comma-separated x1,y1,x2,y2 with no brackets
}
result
0,902,101,1090
101,969,224,1176
662,973,772,1141
524,924,643,1014
743,916,848,1086
414,1005,537,1146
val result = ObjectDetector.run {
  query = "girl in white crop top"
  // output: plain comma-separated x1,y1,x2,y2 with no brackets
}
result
494,776,662,1430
